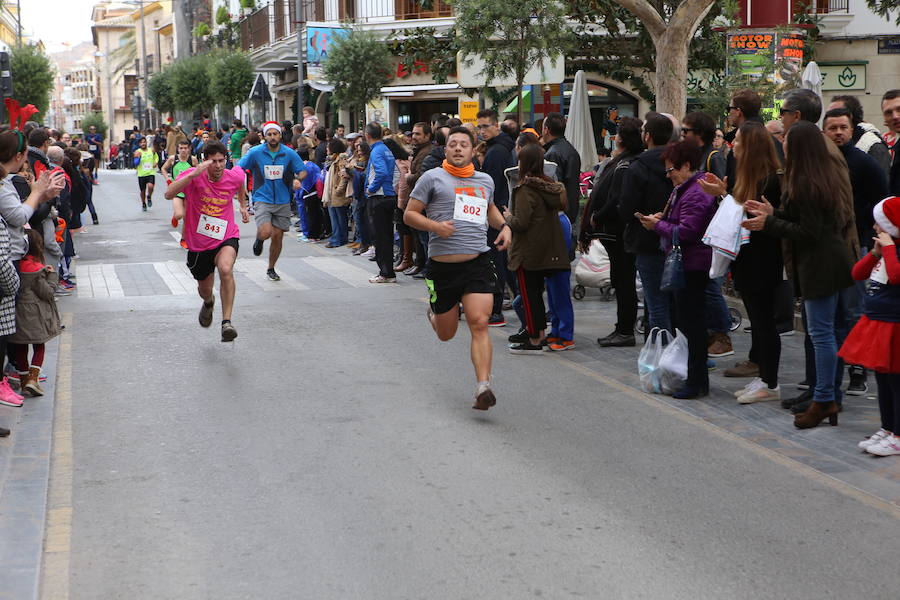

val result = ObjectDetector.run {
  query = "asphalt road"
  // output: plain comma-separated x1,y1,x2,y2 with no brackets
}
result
47,169,900,599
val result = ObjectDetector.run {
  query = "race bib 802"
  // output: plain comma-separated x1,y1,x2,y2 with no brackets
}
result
453,193,487,225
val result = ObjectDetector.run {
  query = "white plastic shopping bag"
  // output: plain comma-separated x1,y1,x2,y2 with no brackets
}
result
638,328,671,394
658,328,689,394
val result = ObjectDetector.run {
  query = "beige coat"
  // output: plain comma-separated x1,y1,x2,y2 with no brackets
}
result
322,154,352,208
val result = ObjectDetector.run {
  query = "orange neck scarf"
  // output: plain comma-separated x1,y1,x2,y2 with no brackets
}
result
442,159,474,178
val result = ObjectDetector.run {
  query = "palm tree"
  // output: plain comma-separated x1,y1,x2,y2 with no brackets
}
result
108,29,137,83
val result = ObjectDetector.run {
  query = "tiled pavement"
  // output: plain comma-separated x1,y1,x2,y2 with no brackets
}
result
552,288,900,507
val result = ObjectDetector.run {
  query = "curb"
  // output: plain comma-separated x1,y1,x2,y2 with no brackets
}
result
0,333,63,600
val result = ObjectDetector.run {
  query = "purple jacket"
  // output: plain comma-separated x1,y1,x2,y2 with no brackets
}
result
654,172,717,272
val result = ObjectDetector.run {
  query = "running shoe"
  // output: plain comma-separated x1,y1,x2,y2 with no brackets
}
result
267,268,281,281
147,198,153,208
488,313,506,327
472,382,496,411
508,341,545,355
221,321,238,342
867,434,900,457
297,234,309,243
199,297,215,328
547,340,575,351
253,238,264,256
858,428,890,451
142,204,147,212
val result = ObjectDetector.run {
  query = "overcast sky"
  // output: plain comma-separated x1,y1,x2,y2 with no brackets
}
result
19,0,97,54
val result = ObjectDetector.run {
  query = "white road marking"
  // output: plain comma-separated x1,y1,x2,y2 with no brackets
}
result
301,256,372,288
233,258,308,291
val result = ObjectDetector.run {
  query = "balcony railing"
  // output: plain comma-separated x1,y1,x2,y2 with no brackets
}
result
810,0,849,13
240,0,453,50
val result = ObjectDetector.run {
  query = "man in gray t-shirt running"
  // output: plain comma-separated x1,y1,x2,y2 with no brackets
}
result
404,127,511,411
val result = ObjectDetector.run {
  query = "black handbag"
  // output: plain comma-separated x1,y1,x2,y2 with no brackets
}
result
660,226,686,292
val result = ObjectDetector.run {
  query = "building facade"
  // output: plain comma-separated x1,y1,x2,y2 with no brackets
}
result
93,2,143,148
237,0,651,146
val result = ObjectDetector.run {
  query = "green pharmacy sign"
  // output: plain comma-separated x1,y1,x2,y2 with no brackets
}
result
819,64,867,91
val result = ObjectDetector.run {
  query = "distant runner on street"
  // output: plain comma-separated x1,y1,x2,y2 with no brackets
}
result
165,141,249,342
134,136,158,212
238,121,306,281
404,126,511,410
162,140,197,248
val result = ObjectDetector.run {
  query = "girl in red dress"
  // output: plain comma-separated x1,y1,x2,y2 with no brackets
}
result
840,197,900,456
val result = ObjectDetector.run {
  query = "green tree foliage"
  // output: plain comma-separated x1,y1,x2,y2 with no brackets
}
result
9,44,54,118
867,0,900,25
568,0,728,105
147,64,177,115
209,51,254,110
169,54,214,113
322,28,392,113
453,0,569,123
80,112,108,138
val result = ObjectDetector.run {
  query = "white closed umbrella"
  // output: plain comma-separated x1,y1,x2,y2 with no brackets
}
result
564,70,597,172
801,61,824,127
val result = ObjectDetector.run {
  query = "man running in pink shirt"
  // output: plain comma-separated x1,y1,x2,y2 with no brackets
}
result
165,141,250,341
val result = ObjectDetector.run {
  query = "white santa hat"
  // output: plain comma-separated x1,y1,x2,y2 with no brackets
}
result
261,121,281,136
873,196,900,238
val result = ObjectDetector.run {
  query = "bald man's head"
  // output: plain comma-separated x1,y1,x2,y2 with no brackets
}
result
47,145,64,165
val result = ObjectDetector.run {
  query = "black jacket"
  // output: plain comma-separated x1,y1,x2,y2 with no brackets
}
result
481,133,516,208
891,142,900,197
588,151,641,237
840,143,888,244
618,147,673,254
420,144,445,174
731,173,783,293
544,136,581,222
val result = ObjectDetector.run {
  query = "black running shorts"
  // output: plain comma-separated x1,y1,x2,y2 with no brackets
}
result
186,238,239,281
424,253,497,315
138,175,155,191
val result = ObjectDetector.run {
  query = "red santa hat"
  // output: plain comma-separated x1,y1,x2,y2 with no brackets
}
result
874,196,900,239
261,121,281,136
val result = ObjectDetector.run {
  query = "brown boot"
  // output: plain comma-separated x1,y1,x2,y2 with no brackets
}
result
707,332,734,358
794,400,838,429
395,234,414,272
24,367,44,397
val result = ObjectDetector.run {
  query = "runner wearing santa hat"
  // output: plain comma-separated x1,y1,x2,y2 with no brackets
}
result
238,121,306,280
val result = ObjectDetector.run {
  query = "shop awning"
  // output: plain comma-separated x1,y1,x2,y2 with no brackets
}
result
503,89,532,113
380,83,461,97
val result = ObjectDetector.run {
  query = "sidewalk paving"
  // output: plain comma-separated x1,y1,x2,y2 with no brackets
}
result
0,337,61,600
550,287,900,507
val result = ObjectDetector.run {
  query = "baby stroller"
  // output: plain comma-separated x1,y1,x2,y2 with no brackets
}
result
573,239,614,301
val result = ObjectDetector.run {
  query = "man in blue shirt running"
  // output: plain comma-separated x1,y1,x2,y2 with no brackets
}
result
239,121,306,280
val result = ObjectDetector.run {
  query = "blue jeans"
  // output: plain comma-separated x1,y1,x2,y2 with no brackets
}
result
635,253,671,334
705,276,731,333
546,214,574,340
328,205,349,246
353,197,370,245
297,191,310,237
804,293,845,404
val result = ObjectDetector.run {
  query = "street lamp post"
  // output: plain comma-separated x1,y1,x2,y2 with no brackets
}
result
139,0,149,130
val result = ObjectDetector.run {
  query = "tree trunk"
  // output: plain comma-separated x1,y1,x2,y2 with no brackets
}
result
516,81,524,127
652,31,690,118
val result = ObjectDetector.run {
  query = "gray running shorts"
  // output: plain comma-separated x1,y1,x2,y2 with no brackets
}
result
254,201,292,232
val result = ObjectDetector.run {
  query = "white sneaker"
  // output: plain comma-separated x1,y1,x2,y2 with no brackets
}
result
867,434,900,457
738,385,780,404
361,248,375,258
297,233,308,242
858,428,890,451
734,377,764,398
368,274,396,284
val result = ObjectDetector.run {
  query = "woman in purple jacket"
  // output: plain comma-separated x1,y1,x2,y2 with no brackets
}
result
638,141,717,398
